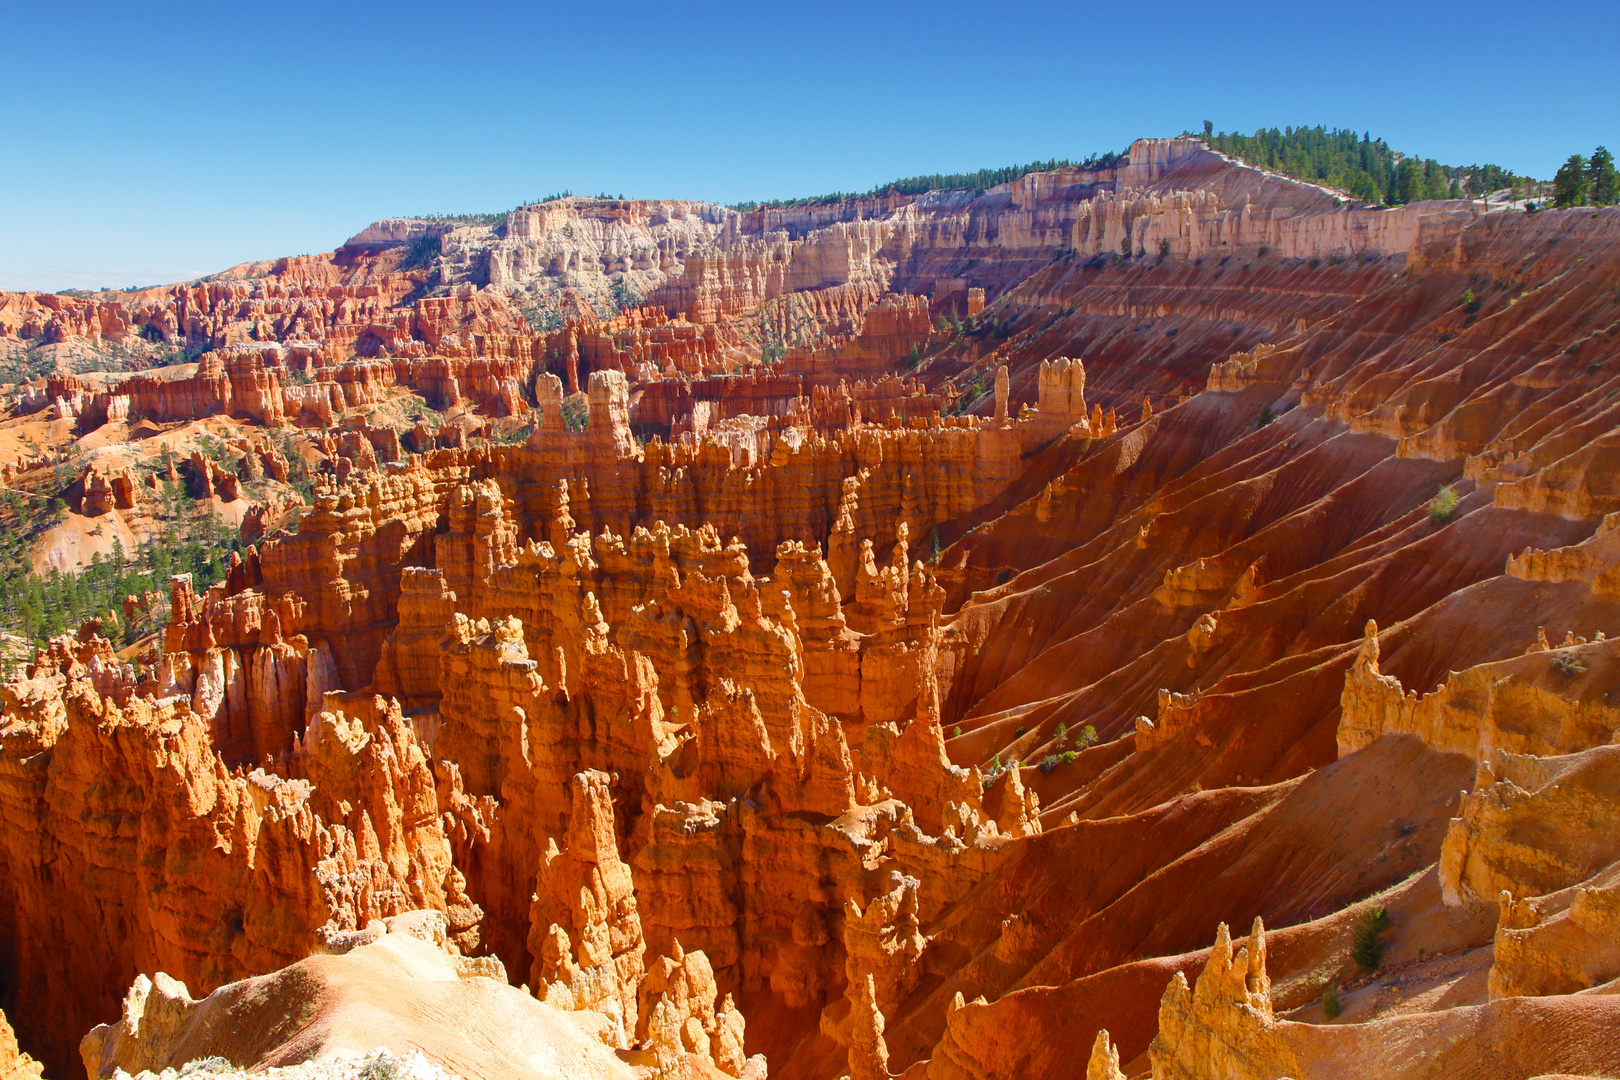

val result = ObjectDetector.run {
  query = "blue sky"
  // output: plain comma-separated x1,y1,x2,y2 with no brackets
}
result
2,0,1614,291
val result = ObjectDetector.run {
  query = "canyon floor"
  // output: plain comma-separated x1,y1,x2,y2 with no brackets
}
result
3,136,1620,1080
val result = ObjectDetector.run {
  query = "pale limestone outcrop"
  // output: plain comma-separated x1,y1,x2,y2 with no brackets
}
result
1491,866,1620,999
1338,621,1620,760
0,1010,42,1080
80,924,635,1080
1086,1030,1125,1080
1441,745,1620,909
1148,919,1297,1080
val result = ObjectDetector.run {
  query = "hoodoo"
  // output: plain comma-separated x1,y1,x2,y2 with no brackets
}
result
4,131,1620,1080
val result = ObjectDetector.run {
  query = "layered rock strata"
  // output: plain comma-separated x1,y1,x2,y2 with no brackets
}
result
8,141,1620,1080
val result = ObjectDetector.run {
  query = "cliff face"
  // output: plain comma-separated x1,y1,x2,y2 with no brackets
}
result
8,137,1441,440
9,142,1620,1080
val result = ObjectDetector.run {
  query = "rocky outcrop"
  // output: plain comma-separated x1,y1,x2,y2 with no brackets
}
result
80,915,638,1080
0,682,467,1077
1130,917,1620,1080
1490,869,1620,1000
1148,920,1292,1080
1441,744,1620,909
529,771,646,1044
0,1011,42,1080
15,134,1620,1080
1339,621,1620,760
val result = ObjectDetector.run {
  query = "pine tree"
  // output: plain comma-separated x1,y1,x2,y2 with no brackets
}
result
1555,155,1591,207
1587,147,1618,207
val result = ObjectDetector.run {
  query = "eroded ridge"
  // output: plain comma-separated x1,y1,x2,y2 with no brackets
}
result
5,137,1620,1080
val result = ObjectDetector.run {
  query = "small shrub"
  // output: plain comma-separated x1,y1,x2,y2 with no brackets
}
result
1016,726,1027,738
1462,288,1483,314
1054,722,1068,748
1158,238,1172,257
1256,404,1273,428
358,1056,406,1080
1350,906,1389,973
952,725,962,738
1038,750,1080,775
1553,651,1588,678
981,753,1017,788
1321,986,1341,1020
1427,484,1460,525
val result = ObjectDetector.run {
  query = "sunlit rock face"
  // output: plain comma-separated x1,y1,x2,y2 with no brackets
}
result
9,138,1620,1080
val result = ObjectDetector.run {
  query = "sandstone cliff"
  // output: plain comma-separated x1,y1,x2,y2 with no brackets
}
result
9,140,1620,1080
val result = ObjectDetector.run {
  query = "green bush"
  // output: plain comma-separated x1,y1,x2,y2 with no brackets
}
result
1038,750,1079,774
1427,484,1460,525
1350,907,1389,972
1321,986,1341,1020
358,1055,405,1080
1553,651,1588,678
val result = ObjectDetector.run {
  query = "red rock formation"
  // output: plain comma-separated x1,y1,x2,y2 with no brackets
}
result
0,684,464,1077
12,140,1620,1080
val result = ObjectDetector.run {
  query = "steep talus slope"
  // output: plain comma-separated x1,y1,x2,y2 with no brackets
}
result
4,140,1620,1080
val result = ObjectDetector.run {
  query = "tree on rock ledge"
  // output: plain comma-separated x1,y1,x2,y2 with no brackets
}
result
1587,146,1618,207
1556,154,1592,207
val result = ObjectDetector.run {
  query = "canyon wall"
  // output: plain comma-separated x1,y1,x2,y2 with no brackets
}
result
6,144,1620,1080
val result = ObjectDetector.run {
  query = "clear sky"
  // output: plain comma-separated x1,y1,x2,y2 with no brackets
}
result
2,0,1614,292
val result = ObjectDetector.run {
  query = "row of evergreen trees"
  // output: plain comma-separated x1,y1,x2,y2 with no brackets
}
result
1195,122,1530,206
1553,148,1619,207
729,152,1129,211
0,518,242,655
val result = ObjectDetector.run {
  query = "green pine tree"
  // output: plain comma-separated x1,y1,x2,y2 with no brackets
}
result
1587,147,1618,207
1555,154,1591,207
